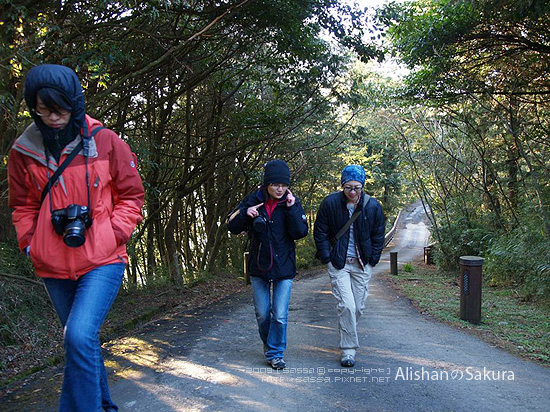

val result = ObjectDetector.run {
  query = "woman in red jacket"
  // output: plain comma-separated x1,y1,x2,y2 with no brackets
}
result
8,64,144,411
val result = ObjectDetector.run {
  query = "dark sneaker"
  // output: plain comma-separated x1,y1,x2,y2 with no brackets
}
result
341,354,355,367
270,358,286,370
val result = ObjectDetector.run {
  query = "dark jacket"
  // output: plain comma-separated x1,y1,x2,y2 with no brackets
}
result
227,187,308,281
314,191,385,270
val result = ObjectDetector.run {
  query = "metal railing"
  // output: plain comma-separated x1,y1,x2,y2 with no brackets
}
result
384,209,402,248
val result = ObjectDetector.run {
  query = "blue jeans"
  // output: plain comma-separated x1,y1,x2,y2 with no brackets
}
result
250,277,293,360
43,263,125,412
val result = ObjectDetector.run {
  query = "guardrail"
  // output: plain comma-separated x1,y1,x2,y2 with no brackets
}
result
384,209,402,248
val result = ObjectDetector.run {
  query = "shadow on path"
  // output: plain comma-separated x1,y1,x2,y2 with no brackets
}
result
3,201,549,411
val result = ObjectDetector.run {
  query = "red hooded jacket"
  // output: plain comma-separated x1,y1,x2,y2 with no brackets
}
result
8,115,144,280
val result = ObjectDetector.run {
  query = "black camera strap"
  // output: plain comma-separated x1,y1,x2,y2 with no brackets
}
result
40,127,104,205
41,141,82,204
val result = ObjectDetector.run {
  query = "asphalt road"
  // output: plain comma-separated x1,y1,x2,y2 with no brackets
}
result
5,201,550,411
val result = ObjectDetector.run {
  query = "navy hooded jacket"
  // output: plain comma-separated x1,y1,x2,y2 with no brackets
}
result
227,187,308,281
314,191,385,269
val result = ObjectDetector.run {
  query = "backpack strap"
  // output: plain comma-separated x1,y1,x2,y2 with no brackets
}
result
334,193,371,241
363,194,371,211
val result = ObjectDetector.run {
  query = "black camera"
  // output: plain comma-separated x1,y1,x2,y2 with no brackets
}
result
51,204,93,248
252,215,268,233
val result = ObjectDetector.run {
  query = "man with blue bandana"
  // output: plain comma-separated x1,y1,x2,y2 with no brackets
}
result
314,165,385,367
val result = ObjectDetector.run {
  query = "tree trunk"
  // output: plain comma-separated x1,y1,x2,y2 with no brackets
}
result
165,197,184,285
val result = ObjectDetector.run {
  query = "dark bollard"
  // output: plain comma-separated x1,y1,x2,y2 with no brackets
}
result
459,256,484,324
243,252,251,285
390,252,398,275
424,244,434,265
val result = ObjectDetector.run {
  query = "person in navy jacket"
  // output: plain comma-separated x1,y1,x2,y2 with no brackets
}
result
227,160,308,369
314,165,385,368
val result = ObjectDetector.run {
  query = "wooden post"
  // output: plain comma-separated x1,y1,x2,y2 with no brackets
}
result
243,252,250,285
459,256,484,324
424,244,434,264
390,252,398,275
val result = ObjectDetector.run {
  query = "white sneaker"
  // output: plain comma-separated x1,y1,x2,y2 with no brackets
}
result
341,354,355,367
270,358,286,369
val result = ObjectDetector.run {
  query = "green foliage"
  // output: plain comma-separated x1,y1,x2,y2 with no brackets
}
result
2,0,390,286
0,240,34,278
382,0,550,302
388,0,478,68
403,263,414,272
434,219,495,270
0,242,60,376
385,0,550,99
391,262,550,365
325,62,406,216
0,276,56,348
485,227,550,300
296,233,319,270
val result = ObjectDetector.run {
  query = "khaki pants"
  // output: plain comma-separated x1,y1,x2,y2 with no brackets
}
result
327,260,373,355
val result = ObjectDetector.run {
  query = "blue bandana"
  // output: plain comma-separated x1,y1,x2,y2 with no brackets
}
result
341,165,365,186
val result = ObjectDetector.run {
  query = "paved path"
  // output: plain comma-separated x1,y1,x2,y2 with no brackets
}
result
5,202,550,411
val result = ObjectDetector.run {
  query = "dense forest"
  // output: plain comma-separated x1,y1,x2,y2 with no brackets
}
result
1,0,400,285
1,0,549,377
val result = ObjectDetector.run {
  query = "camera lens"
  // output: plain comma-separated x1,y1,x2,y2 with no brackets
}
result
64,220,87,247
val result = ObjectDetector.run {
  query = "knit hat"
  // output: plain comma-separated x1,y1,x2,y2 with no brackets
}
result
341,164,365,186
263,159,290,186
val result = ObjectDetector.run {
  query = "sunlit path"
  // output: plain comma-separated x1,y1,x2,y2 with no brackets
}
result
107,201,548,411
5,202,549,411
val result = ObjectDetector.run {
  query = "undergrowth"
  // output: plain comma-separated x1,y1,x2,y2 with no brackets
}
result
386,261,550,365
1,238,247,387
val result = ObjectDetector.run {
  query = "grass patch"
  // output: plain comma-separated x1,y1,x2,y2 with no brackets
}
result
403,263,414,273
385,260,550,366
